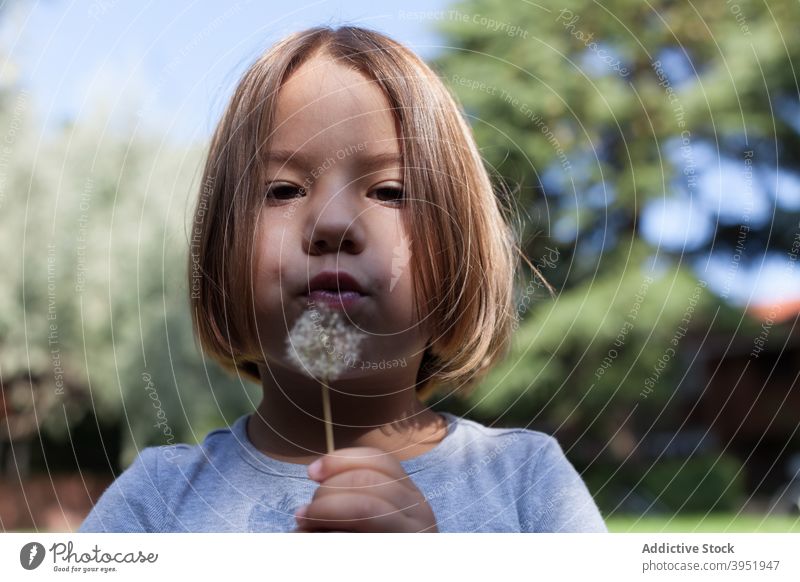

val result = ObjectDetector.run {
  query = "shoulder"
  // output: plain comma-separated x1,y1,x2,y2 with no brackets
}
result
444,412,558,461
444,413,608,533
147,415,250,473
77,446,167,532
78,417,246,532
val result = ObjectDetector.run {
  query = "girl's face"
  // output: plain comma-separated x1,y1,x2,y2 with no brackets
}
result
253,54,429,379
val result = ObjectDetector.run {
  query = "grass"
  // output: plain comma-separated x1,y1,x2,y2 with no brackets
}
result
607,513,800,533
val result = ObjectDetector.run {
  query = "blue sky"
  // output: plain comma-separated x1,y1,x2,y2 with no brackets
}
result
2,0,448,141
5,0,799,307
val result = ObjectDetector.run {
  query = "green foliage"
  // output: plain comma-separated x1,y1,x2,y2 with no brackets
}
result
0,92,257,465
467,246,714,423
607,513,800,532
432,0,800,433
584,453,746,515
640,454,746,513
431,3,800,521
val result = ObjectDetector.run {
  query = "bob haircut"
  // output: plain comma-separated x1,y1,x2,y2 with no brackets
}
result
189,25,533,402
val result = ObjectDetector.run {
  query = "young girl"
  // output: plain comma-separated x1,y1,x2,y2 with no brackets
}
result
79,25,607,533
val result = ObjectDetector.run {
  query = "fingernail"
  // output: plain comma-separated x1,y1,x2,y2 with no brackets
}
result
294,504,308,520
308,458,323,479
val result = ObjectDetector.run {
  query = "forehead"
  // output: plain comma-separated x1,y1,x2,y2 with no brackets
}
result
268,54,401,159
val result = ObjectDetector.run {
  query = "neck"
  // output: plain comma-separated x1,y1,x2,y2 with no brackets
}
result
248,360,446,464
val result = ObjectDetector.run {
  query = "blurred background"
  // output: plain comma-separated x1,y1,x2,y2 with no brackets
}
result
1,0,798,532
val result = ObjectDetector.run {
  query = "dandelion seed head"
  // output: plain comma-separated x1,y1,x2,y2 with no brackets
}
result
285,302,366,382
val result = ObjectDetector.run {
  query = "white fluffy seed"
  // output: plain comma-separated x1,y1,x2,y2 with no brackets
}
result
285,302,365,382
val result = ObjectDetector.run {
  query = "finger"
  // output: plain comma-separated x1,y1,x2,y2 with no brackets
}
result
311,469,420,515
296,492,417,533
308,447,414,489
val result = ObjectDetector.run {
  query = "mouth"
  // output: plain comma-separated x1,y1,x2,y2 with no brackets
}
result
302,271,368,310
305,289,365,310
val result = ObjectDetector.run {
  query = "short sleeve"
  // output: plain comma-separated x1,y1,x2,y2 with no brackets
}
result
78,447,170,533
519,436,608,533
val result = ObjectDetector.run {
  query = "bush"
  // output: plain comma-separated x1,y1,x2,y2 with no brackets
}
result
640,454,746,513
583,453,746,515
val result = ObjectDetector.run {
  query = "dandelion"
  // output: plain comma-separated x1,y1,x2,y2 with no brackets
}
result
285,301,366,453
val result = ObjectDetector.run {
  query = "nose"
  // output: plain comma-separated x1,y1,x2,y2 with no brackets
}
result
304,185,365,256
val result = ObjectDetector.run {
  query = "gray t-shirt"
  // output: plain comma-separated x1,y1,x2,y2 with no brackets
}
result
79,411,608,533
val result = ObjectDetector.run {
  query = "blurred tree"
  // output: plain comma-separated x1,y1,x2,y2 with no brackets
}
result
431,0,800,436
0,97,258,468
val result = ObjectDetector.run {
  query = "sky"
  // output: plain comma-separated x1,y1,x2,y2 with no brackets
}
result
4,0,799,308
1,0,448,142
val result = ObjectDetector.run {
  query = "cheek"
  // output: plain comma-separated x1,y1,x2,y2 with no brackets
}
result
252,222,300,363
253,220,294,314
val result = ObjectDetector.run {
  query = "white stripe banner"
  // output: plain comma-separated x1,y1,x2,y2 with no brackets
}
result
1,533,798,581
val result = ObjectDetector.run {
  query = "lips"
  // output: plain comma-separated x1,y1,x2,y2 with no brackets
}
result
306,271,366,295
303,271,367,310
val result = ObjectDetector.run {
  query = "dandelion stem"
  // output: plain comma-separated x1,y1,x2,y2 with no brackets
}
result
321,380,335,454
285,301,364,456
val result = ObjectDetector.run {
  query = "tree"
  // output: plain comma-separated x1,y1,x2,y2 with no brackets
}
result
0,94,257,468
430,0,800,436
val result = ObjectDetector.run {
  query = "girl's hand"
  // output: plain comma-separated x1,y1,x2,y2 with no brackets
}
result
293,447,438,533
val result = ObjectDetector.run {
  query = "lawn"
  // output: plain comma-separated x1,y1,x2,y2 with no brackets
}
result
606,514,800,533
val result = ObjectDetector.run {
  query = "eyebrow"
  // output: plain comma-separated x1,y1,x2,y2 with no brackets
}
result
264,148,402,173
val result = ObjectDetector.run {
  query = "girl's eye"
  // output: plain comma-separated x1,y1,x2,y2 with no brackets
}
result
371,186,404,204
264,183,404,204
265,183,306,201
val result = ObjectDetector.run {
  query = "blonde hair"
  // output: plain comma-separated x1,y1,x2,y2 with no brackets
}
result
189,25,533,402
